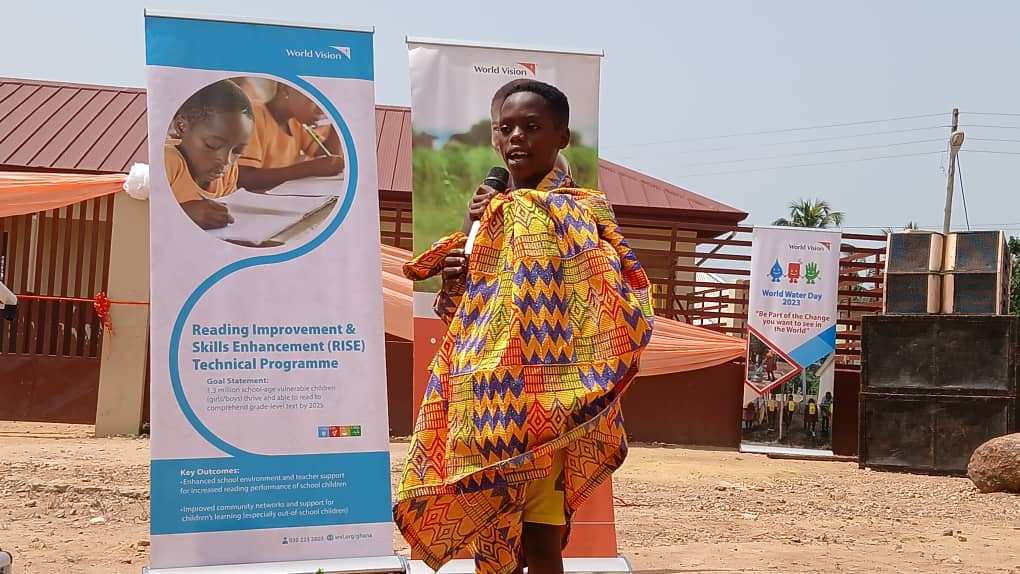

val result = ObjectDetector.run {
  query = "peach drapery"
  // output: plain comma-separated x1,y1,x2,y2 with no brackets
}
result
0,172,127,217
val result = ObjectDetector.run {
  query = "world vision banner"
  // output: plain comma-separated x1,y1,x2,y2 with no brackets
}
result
405,38,626,567
145,13,395,570
745,227,841,396
406,39,602,298
405,39,603,412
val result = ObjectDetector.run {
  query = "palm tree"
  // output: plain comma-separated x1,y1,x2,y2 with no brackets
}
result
881,221,920,236
773,199,845,229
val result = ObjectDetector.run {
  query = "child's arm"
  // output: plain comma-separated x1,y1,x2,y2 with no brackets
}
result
434,255,467,325
402,233,469,324
237,157,344,192
237,121,344,191
403,184,502,323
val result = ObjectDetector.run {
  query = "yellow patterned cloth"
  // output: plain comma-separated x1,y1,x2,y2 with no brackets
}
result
395,171,654,574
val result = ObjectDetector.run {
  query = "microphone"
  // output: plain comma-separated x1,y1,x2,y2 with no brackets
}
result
464,167,510,257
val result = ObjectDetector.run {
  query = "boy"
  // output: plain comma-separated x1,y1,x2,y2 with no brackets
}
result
820,391,833,434
765,349,777,382
395,80,653,574
784,394,796,430
165,80,254,230
767,394,778,431
804,398,819,439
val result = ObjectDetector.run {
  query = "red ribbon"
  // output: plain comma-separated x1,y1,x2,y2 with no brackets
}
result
14,292,149,335
93,292,113,334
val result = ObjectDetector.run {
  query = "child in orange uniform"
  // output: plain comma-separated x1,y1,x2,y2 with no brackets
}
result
165,80,254,230
237,82,345,191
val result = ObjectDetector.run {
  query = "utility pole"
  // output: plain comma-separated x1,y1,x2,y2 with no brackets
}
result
943,108,965,235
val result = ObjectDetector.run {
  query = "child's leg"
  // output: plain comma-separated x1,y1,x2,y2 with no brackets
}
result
522,523,565,574
520,451,566,574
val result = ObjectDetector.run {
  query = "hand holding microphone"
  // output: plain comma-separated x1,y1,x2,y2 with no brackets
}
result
464,166,509,257
444,167,509,290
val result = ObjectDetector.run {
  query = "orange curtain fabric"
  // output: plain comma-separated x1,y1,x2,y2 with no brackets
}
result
641,318,747,376
380,244,745,376
0,172,126,218
381,244,414,340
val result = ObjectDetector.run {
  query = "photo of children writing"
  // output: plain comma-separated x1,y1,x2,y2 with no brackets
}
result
165,76,345,247
234,78,345,190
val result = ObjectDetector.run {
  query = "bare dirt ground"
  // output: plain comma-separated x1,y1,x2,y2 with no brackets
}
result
1,421,1019,574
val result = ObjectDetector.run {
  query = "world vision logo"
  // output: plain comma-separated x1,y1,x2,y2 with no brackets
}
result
284,45,351,61
472,62,537,77
787,242,826,253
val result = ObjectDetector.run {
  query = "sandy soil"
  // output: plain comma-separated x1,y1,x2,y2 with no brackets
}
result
1,421,1018,574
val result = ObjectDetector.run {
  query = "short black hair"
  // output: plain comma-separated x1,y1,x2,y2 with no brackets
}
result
176,80,254,125
494,79,569,128
490,79,530,114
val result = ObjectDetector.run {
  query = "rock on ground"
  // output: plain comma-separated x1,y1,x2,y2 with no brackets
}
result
968,433,1020,493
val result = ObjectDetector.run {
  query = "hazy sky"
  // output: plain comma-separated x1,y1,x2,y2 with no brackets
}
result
4,0,1019,233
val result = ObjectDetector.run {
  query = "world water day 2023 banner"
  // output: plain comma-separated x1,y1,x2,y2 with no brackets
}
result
745,227,841,395
145,14,391,569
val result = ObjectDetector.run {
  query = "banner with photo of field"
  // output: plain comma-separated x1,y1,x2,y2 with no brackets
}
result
406,40,602,297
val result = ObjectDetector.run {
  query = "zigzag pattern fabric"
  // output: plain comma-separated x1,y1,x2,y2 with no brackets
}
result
396,172,654,574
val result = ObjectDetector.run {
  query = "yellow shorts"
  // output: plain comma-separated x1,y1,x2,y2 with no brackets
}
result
523,451,566,526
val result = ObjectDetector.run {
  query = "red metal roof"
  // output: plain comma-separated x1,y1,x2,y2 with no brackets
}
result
0,78,147,174
0,77,745,222
375,105,413,194
597,158,744,220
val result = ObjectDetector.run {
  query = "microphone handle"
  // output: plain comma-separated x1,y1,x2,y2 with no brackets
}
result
465,220,481,256
464,170,506,259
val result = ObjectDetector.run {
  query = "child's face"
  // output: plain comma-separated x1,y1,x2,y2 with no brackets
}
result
280,86,325,126
493,91,569,187
177,111,253,189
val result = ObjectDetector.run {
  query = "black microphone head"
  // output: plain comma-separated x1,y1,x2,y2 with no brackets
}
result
483,166,510,192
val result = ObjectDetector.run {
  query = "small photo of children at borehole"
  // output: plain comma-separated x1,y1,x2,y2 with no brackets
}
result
743,333,835,449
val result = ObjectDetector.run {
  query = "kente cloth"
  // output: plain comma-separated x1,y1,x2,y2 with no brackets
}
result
394,171,654,574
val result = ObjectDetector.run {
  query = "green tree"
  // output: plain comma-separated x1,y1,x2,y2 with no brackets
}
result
773,199,845,228
447,118,494,147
